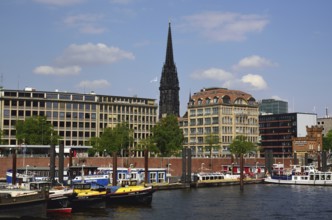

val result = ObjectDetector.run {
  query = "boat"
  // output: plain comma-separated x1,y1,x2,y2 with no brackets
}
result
69,182,107,210
0,187,49,219
6,167,70,185
191,172,263,188
71,174,110,186
28,181,73,213
264,164,332,185
106,179,155,205
70,166,168,186
6,169,74,213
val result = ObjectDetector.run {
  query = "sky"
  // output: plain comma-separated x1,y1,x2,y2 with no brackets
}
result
1,0,332,118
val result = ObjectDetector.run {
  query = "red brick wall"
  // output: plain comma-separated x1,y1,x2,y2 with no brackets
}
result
0,156,289,178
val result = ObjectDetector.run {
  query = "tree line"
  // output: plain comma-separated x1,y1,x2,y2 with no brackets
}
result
1,115,332,158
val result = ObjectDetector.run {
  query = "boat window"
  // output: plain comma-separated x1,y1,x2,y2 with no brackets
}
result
327,175,331,180
321,175,325,180
310,175,314,180
83,184,91,189
158,172,165,183
150,172,157,183
315,175,319,180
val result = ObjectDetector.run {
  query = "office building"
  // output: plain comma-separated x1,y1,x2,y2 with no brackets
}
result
180,87,259,158
0,88,157,156
259,113,317,157
259,99,288,114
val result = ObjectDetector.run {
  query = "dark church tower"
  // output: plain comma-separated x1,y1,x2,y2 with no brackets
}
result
159,22,180,119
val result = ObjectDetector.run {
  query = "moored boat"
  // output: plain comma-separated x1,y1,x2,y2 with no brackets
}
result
69,182,107,210
0,188,49,219
191,172,262,188
30,181,73,213
264,164,332,185
106,179,155,205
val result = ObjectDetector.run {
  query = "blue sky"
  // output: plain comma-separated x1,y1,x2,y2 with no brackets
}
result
1,0,332,117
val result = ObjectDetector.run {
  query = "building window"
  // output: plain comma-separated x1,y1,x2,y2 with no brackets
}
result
198,99,202,105
212,107,218,115
223,96,230,104
213,97,219,104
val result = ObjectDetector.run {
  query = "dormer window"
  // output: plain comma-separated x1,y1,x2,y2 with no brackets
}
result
222,95,230,104
198,99,203,105
213,97,219,104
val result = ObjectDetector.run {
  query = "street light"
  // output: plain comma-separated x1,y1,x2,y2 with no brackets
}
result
167,163,172,183
81,164,85,182
256,162,259,179
25,165,30,175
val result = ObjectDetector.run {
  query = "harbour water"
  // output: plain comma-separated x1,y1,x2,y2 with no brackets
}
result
48,184,332,220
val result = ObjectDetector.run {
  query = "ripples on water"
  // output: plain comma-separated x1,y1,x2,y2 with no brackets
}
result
48,184,332,220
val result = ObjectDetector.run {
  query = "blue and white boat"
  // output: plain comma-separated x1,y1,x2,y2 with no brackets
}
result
97,167,167,185
264,164,332,185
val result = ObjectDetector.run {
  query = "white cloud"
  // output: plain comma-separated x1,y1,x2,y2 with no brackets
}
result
241,74,267,90
191,68,267,91
77,79,110,89
271,95,288,102
33,65,81,76
55,43,135,66
33,0,84,6
180,11,269,42
233,55,277,70
191,68,233,81
63,14,106,34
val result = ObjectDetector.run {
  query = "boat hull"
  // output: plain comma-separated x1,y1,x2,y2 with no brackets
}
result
48,196,72,213
106,188,155,205
0,191,48,219
264,177,332,186
70,195,106,210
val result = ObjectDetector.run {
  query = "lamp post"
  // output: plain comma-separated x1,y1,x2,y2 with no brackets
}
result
104,149,106,157
167,163,172,183
81,164,85,182
25,164,29,175
282,146,285,165
256,162,259,179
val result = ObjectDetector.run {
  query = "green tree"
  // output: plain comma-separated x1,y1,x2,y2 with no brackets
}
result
138,136,159,154
93,123,133,156
16,116,59,145
323,129,332,151
152,114,183,157
205,133,220,158
87,136,101,156
229,135,257,191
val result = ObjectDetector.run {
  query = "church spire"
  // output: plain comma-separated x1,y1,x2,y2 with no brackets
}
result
159,22,180,119
165,22,174,66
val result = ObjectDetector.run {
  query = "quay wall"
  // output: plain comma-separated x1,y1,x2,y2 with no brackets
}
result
0,156,292,178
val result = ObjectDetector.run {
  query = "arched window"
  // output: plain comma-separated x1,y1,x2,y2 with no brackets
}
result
213,97,219,104
198,99,203,105
234,98,247,105
248,97,256,105
206,98,211,105
222,95,230,104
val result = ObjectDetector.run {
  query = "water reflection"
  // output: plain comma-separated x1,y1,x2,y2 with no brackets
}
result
47,185,332,220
